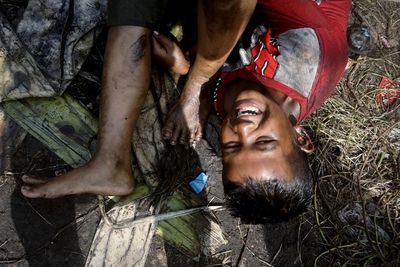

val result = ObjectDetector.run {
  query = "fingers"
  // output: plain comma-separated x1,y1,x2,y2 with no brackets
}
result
162,122,190,146
162,118,203,147
189,126,203,148
179,128,188,145
162,120,181,145
162,119,174,140
170,125,181,145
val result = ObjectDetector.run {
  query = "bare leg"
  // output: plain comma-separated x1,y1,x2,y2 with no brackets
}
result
21,26,152,198
162,0,257,145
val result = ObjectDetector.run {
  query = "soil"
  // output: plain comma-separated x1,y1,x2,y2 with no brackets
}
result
0,134,320,267
0,135,100,266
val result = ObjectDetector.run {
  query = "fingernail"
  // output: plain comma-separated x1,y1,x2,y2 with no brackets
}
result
170,141,176,145
190,141,197,149
153,30,159,36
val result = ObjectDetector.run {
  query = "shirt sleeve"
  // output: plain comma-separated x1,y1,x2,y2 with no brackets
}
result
107,0,168,29
256,0,351,34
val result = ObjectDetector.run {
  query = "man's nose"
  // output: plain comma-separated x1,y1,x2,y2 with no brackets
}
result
232,120,256,137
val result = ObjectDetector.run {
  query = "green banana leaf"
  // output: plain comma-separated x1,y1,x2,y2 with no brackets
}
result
1,94,226,259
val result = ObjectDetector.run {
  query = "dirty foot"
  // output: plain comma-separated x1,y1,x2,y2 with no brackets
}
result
21,157,135,198
152,31,190,75
162,84,212,147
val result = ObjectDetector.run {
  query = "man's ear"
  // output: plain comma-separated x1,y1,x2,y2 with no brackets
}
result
294,126,315,154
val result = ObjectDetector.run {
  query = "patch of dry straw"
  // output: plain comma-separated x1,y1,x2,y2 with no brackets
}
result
306,0,400,265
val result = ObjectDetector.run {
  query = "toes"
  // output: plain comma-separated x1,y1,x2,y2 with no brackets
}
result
21,175,46,184
21,185,47,198
152,31,174,50
194,129,203,142
21,175,50,198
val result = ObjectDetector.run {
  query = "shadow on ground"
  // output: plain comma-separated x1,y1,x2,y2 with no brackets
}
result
0,135,100,266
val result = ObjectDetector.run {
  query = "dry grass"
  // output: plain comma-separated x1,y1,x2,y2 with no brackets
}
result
306,0,400,265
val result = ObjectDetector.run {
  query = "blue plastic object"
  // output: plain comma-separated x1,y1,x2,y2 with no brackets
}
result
189,172,209,194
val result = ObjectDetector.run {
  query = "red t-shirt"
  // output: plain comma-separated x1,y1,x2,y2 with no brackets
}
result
213,0,352,123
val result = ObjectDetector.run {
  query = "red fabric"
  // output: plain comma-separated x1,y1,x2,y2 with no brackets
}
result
247,27,279,78
214,0,352,122
376,77,400,108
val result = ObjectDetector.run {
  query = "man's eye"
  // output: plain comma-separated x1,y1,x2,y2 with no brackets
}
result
226,144,240,148
224,144,240,150
255,139,277,151
222,142,241,152
256,140,271,145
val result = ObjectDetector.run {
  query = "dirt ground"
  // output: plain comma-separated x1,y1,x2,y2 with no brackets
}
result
0,130,321,267
0,135,99,266
1,0,400,266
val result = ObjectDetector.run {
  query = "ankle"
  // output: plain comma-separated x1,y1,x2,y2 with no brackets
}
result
91,152,131,170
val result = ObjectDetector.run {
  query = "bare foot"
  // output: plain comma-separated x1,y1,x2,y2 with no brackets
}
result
152,31,190,75
20,157,135,198
162,83,212,146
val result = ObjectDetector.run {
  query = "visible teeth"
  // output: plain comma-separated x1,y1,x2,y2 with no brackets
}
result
236,106,261,118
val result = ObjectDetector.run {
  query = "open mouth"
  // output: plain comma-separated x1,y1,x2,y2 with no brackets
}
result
236,106,262,118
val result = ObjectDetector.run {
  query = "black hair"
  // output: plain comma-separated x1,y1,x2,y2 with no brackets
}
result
223,144,313,224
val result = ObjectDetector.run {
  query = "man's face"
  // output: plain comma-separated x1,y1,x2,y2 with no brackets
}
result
220,80,297,184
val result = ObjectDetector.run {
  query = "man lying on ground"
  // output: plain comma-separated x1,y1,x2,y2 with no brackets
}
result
21,0,351,225
20,0,256,197
162,0,351,223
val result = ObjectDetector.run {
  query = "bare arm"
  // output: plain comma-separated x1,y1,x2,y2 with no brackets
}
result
183,0,257,97
161,0,257,145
